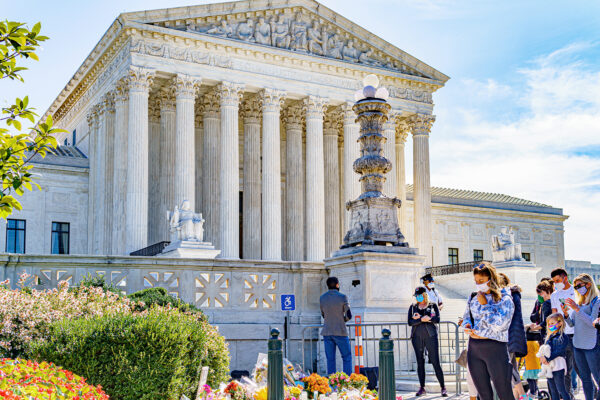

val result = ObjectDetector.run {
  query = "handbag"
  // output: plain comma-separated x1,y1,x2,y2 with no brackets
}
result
455,292,477,368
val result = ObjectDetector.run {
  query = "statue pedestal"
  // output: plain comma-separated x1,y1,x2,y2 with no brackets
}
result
325,249,425,323
493,260,541,299
158,240,220,259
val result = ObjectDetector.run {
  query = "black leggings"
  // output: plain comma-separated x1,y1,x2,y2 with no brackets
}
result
411,330,445,389
467,338,514,400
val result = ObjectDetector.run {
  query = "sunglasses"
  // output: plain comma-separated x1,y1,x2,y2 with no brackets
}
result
574,284,586,290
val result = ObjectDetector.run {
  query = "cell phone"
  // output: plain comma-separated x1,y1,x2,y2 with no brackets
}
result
413,313,420,318
560,298,566,304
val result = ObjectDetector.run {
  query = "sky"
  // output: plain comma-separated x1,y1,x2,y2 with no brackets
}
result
3,0,600,262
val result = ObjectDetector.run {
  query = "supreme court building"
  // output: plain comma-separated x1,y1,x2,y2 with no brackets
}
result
0,0,568,369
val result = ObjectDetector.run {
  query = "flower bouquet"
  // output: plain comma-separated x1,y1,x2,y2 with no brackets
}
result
328,372,351,392
224,381,252,400
303,373,331,398
348,373,369,391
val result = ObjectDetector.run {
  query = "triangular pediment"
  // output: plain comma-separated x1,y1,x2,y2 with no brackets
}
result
120,0,448,83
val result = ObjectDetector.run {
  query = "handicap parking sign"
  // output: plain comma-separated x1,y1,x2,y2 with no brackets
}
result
281,294,295,311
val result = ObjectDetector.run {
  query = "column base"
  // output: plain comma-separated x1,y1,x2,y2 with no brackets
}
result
158,240,220,259
325,250,426,322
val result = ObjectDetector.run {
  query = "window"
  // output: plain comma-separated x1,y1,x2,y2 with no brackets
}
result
72,129,77,146
448,248,459,265
473,249,484,262
51,222,70,254
522,252,531,262
6,219,26,253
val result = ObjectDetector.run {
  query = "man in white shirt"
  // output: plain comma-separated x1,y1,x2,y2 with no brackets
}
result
550,267,578,399
421,273,443,310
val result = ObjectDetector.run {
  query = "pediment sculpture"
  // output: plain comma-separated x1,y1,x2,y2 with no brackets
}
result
156,10,423,76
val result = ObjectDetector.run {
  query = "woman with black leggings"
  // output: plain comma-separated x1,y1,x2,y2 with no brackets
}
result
461,262,515,400
408,286,447,397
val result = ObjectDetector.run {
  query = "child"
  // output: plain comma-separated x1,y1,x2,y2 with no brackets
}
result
521,339,541,397
541,313,569,400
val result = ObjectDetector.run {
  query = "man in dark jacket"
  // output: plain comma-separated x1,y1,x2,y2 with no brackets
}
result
320,277,353,375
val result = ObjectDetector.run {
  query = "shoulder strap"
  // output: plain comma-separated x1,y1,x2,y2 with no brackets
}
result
468,292,477,325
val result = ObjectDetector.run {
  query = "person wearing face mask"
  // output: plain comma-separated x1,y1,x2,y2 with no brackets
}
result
550,268,579,398
542,313,571,400
421,273,443,310
562,274,600,400
408,286,447,397
460,262,515,400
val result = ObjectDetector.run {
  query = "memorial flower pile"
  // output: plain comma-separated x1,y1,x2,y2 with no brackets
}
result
0,358,109,399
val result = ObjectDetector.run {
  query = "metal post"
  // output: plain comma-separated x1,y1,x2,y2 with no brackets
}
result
268,328,284,400
379,329,395,400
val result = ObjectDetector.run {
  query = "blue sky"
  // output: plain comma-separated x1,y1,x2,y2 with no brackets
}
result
4,0,600,262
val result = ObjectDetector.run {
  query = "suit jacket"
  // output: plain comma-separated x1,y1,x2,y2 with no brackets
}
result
320,290,352,336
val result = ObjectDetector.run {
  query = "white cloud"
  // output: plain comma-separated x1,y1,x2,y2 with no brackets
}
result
427,41,600,262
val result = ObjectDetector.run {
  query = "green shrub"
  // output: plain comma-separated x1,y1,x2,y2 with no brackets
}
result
76,272,121,295
127,287,203,316
30,307,229,400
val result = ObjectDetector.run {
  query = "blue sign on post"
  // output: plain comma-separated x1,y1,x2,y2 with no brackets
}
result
281,294,295,311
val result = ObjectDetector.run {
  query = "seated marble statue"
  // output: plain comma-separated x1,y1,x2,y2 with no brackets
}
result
326,33,344,59
342,40,360,62
290,13,308,51
271,14,291,49
168,200,205,243
254,17,271,45
207,19,233,38
307,20,324,55
236,18,255,41
491,226,523,262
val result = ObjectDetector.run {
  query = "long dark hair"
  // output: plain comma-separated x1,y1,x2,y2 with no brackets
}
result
473,261,502,302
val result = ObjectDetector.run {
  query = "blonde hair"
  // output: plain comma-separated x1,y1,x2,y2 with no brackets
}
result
546,313,566,341
473,262,502,302
573,274,599,306
498,272,511,288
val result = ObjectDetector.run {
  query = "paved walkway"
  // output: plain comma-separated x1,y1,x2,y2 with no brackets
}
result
397,390,586,400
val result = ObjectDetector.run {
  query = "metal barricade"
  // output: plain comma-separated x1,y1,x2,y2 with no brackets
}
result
301,321,467,393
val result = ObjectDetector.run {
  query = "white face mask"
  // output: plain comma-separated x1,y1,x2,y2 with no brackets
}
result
428,283,435,289
577,286,588,296
555,282,565,291
475,280,490,292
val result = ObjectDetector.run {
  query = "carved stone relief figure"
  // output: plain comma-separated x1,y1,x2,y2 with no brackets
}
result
271,14,291,49
307,20,324,55
290,13,308,52
326,33,344,59
342,40,360,62
254,17,271,45
236,18,255,41
207,19,233,38
359,49,382,67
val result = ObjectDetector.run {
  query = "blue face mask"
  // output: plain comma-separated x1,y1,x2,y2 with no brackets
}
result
416,295,424,303
548,324,558,333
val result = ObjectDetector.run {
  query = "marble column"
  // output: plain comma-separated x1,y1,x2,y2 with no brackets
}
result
260,89,285,261
125,66,154,254
194,108,203,214
86,107,99,254
147,98,161,244
341,102,360,231
395,120,409,234
218,82,243,259
157,88,176,241
93,98,108,254
112,79,128,255
174,75,199,209
323,111,341,257
382,112,397,198
241,96,262,260
283,103,304,261
103,93,116,253
304,96,327,262
201,90,220,249
410,113,435,265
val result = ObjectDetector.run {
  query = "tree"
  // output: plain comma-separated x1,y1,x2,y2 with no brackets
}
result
0,20,65,218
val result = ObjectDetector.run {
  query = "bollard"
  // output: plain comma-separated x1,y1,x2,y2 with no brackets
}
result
268,328,284,400
379,329,395,400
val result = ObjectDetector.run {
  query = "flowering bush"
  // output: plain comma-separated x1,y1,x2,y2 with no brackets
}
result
0,274,133,358
303,373,331,397
0,358,108,399
348,373,369,390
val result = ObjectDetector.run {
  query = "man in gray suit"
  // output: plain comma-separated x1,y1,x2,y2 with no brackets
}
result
320,276,353,375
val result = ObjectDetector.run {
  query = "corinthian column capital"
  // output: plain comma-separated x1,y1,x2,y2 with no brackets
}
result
241,95,261,123
217,81,244,107
407,113,436,136
126,66,154,93
114,77,129,104
303,96,328,120
282,103,304,129
200,89,220,118
173,74,201,99
395,119,410,143
323,110,342,135
86,106,99,128
383,110,400,131
259,88,286,113
148,97,161,123
157,87,176,112
340,102,357,125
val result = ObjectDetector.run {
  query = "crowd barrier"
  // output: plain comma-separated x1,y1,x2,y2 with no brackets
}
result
300,321,467,393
